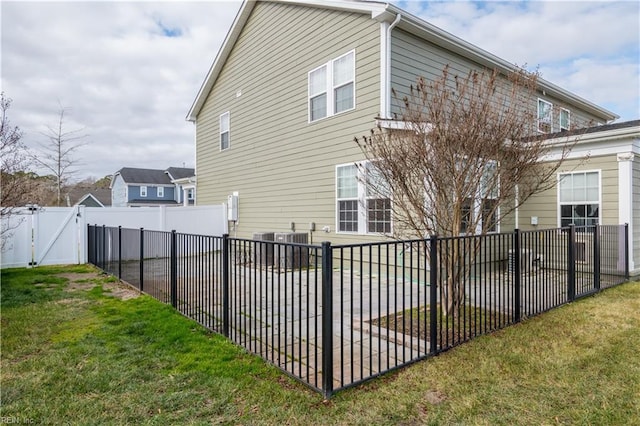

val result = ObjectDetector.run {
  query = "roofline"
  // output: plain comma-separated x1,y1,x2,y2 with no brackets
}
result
77,193,105,208
544,121,640,147
186,0,618,123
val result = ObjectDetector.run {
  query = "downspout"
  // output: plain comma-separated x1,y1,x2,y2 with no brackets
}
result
381,13,401,119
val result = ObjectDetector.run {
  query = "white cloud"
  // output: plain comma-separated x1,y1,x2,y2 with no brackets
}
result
2,0,241,180
2,0,638,181
397,0,639,121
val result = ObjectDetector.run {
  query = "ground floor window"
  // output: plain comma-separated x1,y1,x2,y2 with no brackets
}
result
336,162,391,234
559,170,600,228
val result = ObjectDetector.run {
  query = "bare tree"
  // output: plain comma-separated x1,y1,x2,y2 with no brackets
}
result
1,93,36,248
32,104,87,206
355,65,588,315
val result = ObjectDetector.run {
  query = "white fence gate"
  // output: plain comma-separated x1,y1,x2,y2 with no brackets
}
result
1,205,227,269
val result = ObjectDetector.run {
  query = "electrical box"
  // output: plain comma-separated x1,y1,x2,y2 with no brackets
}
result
227,194,238,221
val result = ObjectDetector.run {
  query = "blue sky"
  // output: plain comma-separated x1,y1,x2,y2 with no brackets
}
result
2,0,638,180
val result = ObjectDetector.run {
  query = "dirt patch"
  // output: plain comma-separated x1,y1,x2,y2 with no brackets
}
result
59,272,140,301
102,281,140,301
423,390,447,405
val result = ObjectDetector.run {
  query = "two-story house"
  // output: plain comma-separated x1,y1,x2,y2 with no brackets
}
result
110,167,196,207
187,0,638,273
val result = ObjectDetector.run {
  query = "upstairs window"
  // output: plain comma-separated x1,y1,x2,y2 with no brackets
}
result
140,186,147,197
560,108,570,131
220,112,230,151
309,51,355,122
538,99,552,133
157,187,164,197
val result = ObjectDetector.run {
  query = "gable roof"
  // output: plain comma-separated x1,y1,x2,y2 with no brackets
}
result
114,167,172,185
186,0,618,123
165,167,195,181
66,187,111,207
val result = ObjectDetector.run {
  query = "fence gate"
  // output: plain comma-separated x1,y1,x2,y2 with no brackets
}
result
1,206,84,268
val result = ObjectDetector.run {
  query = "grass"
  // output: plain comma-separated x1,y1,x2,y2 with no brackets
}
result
2,265,639,424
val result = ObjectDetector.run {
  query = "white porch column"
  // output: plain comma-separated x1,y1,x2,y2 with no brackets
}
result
617,152,635,272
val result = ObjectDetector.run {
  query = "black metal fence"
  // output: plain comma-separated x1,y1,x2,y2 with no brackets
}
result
87,224,629,398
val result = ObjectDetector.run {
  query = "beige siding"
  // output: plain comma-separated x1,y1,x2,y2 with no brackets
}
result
518,155,620,230
195,2,381,243
390,29,603,133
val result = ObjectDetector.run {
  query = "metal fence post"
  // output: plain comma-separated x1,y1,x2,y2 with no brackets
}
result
624,223,630,280
87,225,92,264
321,241,334,399
513,229,521,323
222,234,230,337
593,225,601,291
102,225,106,270
567,225,576,302
139,228,144,292
170,230,177,309
118,226,122,279
429,234,438,355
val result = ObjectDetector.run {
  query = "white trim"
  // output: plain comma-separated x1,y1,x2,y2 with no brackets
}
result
560,108,571,131
220,111,230,151
537,98,553,133
335,161,392,235
308,50,356,123
617,152,635,272
557,169,601,228
140,185,147,198
157,186,164,198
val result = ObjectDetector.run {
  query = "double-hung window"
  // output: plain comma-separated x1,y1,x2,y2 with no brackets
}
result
140,186,147,197
559,171,600,228
537,99,552,133
336,162,391,234
309,51,355,122
460,161,499,234
560,108,570,131
157,187,164,198
220,112,230,150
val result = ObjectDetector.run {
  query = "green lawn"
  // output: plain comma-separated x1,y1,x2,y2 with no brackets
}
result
1,265,639,425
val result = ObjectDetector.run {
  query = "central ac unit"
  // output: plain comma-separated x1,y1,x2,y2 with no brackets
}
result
253,232,275,267
274,232,309,269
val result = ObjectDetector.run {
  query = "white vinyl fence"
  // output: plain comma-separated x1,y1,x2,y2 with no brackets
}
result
1,205,227,268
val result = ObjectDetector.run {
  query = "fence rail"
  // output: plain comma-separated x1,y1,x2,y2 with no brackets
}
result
87,224,629,398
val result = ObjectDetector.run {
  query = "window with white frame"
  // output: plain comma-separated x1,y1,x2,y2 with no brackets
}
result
220,112,230,150
187,188,194,200
337,162,391,234
460,161,499,234
157,186,164,198
560,108,570,131
559,171,600,228
140,186,147,197
309,51,355,122
537,99,552,133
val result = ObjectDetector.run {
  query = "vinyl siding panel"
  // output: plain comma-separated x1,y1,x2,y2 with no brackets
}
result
390,29,603,134
195,2,381,242
518,155,619,230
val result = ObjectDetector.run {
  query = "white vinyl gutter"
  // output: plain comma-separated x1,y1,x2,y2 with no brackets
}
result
380,13,401,119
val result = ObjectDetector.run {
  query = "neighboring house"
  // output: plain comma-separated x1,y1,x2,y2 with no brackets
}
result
187,0,636,271
67,188,112,207
110,167,195,207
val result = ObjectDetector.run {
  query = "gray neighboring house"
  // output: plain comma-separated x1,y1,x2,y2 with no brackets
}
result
66,188,112,207
110,167,196,207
